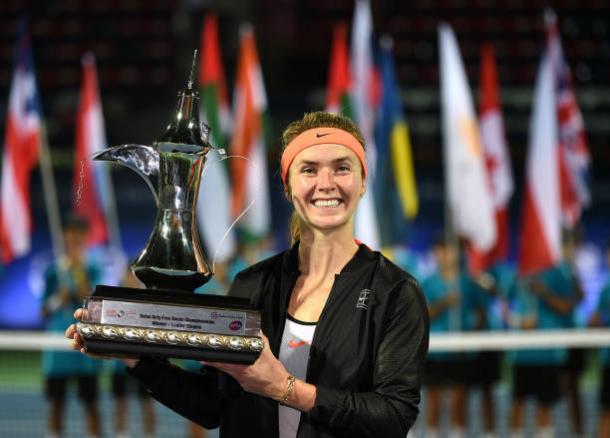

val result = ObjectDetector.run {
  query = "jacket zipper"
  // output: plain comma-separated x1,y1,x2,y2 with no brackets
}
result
303,272,341,382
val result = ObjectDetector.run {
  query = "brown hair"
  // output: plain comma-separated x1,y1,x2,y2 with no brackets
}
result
281,112,366,245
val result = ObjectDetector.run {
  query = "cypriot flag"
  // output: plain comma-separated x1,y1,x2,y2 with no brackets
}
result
439,24,496,252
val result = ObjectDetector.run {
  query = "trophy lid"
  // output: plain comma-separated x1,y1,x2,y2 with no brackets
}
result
158,50,212,151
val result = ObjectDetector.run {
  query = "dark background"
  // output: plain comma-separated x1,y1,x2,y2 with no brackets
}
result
0,0,609,256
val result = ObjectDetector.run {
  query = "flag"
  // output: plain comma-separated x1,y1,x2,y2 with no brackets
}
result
350,0,380,249
73,53,117,246
230,25,271,241
469,43,514,273
545,9,590,227
518,50,561,276
0,23,42,264
197,13,236,263
438,24,496,253
325,23,353,118
374,36,418,248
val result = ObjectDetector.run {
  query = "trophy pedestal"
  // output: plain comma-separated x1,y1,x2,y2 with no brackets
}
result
76,285,263,364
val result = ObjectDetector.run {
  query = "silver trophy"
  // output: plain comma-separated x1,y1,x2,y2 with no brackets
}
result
76,52,263,363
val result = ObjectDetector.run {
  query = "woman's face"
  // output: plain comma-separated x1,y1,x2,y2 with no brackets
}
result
287,143,364,234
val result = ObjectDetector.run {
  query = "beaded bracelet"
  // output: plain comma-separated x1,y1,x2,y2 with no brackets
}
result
280,375,296,405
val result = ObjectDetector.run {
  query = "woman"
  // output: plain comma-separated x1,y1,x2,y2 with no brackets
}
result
67,112,429,438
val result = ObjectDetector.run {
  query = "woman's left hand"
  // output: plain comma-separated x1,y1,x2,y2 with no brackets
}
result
203,333,290,401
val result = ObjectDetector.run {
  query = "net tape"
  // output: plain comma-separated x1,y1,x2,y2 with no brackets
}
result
2,328,610,352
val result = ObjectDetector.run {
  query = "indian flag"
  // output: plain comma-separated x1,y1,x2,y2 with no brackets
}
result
230,25,271,241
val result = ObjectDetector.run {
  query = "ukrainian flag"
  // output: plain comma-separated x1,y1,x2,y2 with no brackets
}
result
374,36,418,247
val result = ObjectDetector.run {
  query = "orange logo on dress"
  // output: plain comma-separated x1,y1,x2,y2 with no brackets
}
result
288,339,310,349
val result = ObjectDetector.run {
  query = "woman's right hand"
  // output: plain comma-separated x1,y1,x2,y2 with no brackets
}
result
65,308,140,369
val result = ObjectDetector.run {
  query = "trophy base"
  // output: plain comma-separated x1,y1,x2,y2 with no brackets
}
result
77,285,263,364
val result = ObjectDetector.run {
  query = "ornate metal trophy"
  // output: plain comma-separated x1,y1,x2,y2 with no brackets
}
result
76,52,263,364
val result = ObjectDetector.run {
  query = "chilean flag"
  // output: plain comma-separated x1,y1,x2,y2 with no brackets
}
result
0,23,42,264
73,53,111,245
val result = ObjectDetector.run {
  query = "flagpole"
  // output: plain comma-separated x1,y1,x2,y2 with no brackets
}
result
102,166,122,251
38,123,64,259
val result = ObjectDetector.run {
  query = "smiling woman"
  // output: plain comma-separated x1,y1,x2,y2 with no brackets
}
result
280,113,367,245
287,143,363,236
67,111,429,438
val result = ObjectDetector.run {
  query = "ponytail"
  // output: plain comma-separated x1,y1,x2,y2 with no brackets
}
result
289,211,300,246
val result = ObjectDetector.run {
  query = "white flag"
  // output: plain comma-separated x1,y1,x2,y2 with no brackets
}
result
439,24,496,251
350,0,380,249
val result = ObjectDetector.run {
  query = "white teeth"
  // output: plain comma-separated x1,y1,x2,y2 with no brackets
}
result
313,199,340,208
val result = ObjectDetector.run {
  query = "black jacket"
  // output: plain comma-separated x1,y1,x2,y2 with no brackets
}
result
128,244,429,438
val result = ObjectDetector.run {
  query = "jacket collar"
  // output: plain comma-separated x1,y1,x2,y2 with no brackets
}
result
281,241,377,277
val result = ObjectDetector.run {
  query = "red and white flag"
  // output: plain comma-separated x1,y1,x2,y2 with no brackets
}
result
73,53,117,246
518,50,561,276
469,44,514,273
0,25,42,264
545,9,590,227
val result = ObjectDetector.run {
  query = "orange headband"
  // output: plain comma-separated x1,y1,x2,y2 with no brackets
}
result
280,127,367,185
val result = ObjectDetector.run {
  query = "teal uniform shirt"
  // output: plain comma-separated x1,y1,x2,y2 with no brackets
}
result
392,247,421,281
422,272,485,361
557,261,581,329
489,262,517,301
195,256,249,295
486,262,517,330
195,276,226,296
596,280,610,365
508,265,573,366
41,260,103,377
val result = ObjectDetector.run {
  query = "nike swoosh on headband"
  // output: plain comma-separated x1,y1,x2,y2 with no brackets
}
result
316,132,331,138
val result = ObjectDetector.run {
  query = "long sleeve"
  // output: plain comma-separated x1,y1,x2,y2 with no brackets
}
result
128,357,229,429
306,278,429,437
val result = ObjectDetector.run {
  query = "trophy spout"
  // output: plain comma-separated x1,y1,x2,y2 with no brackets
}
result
93,144,160,205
